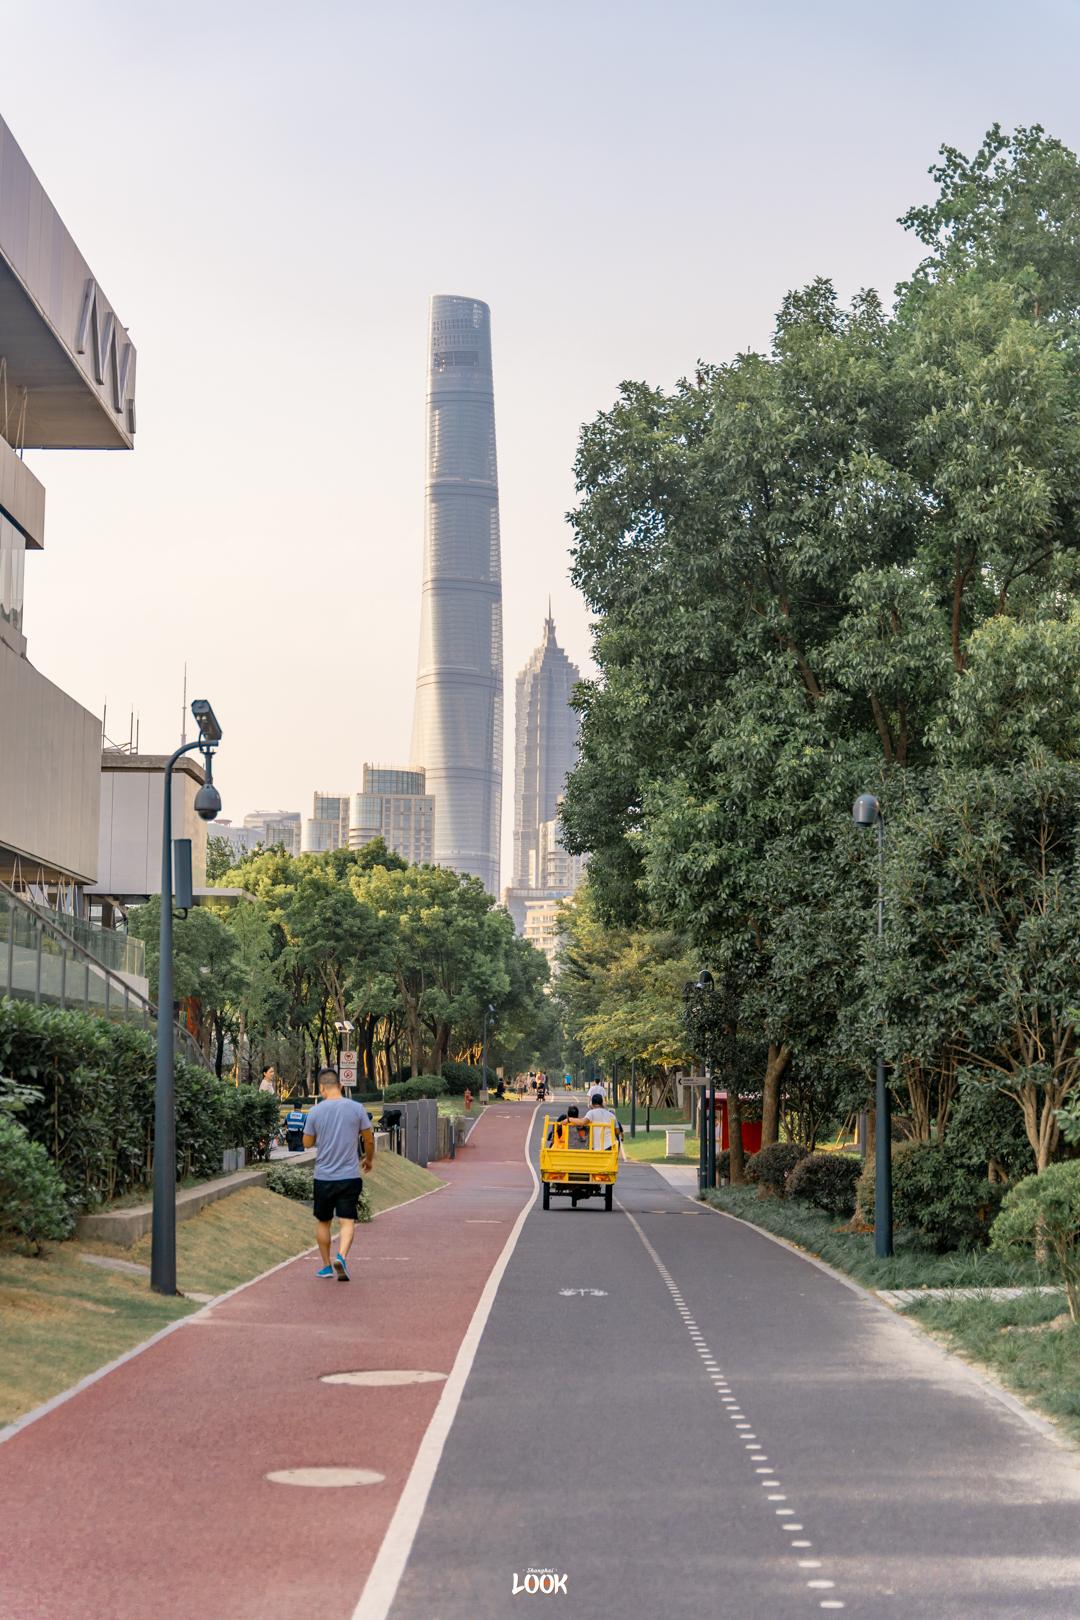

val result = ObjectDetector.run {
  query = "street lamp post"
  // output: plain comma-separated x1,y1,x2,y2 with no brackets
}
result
151,701,223,1296
853,792,892,1259
630,1056,637,1139
481,1003,495,1103
688,970,715,1194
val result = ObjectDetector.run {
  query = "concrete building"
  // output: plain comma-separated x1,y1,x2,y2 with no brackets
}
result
242,810,301,856
410,295,503,896
349,765,434,866
301,792,350,854
513,611,581,890
522,895,564,974
532,811,588,893
88,753,209,907
0,113,136,909
211,820,262,860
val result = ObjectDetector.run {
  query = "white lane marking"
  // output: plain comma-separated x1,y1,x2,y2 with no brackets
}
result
350,1111,539,1620
268,1467,384,1487
559,1288,608,1297
620,1201,845,1614
321,1371,448,1388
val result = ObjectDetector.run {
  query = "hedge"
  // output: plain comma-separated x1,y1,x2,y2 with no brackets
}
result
383,1075,447,1101
0,1000,274,1212
745,1141,809,1196
857,1140,1001,1251
0,1113,73,1249
786,1152,862,1218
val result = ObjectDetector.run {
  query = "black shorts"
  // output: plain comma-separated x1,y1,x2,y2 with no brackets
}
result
313,1177,363,1222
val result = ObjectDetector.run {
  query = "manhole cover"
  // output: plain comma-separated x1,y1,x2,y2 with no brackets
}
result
320,1370,447,1387
266,1468,385,1487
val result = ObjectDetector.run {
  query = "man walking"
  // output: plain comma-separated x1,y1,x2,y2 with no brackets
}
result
302,1066,374,1281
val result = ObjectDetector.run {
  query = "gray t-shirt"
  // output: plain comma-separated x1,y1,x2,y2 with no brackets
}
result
304,1097,373,1181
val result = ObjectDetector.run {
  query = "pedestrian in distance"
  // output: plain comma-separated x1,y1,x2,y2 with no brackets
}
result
284,1100,307,1152
259,1064,278,1095
302,1066,374,1281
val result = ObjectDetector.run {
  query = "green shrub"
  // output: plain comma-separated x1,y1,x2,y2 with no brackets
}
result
786,1152,862,1218
383,1075,447,1101
716,1149,730,1184
857,1140,1001,1251
0,1114,74,1249
265,1164,372,1222
0,1000,237,1208
992,1162,1080,1322
745,1141,809,1195
223,1087,279,1161
440,1061,483,1094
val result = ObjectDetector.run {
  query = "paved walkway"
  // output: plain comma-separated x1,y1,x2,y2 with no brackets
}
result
4,1107,1080,1619
0,1106,534,1620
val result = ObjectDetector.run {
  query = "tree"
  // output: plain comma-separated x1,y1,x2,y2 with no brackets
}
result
561,124,1080,1172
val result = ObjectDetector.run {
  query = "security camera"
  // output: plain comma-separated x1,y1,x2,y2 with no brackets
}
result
194,782,222,822
190,699,222,743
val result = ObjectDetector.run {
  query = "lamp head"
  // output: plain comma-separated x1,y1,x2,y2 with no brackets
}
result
852,793,881,829
696,970,715,990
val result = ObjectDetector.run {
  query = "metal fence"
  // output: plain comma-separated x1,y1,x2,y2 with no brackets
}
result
0,879,208,1068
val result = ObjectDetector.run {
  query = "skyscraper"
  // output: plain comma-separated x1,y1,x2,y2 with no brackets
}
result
512,610,581,890
349,765,435,866
410,295,503,896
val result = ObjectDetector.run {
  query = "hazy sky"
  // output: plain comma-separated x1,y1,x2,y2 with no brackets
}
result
6,0,1080,881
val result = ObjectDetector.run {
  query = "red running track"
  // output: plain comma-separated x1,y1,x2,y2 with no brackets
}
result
0,1105,536,1620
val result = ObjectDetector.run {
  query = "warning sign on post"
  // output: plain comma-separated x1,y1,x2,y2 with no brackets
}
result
339,1052,358,1090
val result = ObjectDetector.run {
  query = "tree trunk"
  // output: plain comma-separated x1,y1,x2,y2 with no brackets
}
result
728,1086,747,1184
760,1044,789,1145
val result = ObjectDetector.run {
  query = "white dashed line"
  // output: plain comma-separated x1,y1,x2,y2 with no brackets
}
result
620,1203,845,1615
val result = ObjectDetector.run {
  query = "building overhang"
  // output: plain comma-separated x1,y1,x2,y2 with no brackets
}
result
0,116,136,449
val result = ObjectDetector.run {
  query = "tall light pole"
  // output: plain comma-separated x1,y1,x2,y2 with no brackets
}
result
481,1002,495,1103
630,1056,637,1139
698,971,716,1191
853,792,892,1259
151,700,222,1296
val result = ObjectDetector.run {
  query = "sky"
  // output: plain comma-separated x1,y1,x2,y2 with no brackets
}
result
6,0,1080,883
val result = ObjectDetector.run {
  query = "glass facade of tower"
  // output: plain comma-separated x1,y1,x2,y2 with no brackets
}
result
410,295,503,896
512,615,581,890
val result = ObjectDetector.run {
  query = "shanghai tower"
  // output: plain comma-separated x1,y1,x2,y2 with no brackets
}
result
410,295,503,895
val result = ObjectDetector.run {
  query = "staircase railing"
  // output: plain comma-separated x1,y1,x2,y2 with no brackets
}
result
0,878,210,1069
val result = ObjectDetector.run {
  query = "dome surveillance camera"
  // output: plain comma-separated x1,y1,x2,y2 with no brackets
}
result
194,782,222,822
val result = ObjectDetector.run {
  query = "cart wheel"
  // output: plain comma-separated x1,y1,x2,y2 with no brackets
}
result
604,1186,614,1211
542,1183,550,1211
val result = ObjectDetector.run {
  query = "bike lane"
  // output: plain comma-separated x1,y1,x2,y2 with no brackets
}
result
0,1105,536,1620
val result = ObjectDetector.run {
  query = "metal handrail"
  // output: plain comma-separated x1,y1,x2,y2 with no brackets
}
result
0,878,211,1069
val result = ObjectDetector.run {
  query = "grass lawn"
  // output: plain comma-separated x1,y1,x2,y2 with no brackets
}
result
906,1293,1080,1443
622,1127,698,1165
0,1148,444,1430
614,1106,688,1128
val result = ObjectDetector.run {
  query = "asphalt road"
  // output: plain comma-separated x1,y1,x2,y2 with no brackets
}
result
386,1107,1080,1620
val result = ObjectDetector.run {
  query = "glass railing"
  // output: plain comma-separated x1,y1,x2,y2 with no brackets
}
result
0,882,207,1067
28,903,146,978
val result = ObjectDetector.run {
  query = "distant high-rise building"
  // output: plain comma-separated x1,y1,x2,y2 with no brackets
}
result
522,895,565,974
513,611,581,890
243,810,301,856
349,765,435,867
532,810,588,893
410,294,503,896
301,792,350,854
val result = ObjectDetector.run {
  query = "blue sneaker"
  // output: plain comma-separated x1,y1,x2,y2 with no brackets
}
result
333,1252,350,1281
316,1264,334,1279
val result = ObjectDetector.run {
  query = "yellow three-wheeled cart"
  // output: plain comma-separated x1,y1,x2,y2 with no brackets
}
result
539,1116,620,1211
